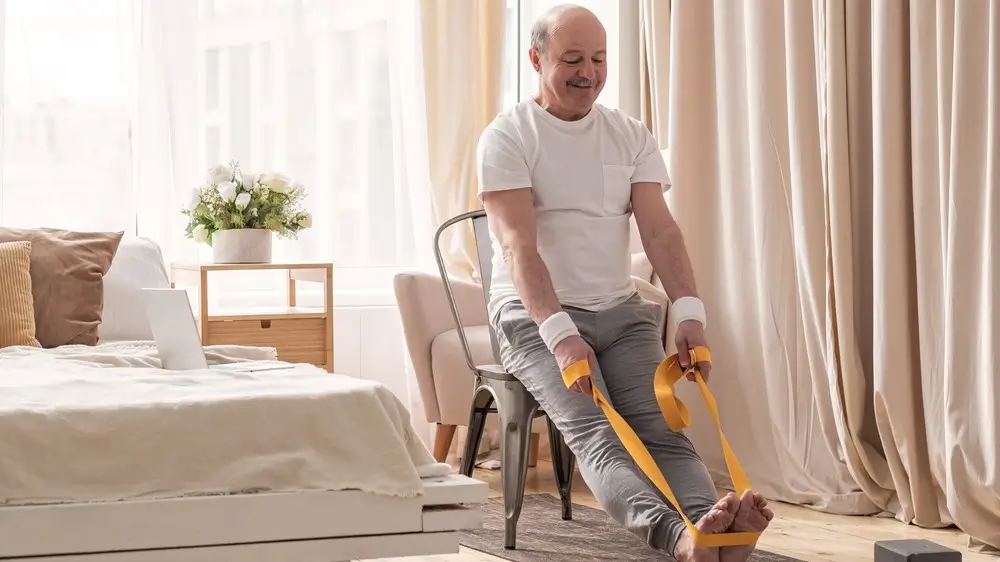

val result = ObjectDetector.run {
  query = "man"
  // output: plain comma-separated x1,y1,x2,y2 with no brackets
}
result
475,4,772,562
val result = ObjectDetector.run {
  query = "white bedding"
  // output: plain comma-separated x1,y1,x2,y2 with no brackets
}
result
0,342,450,506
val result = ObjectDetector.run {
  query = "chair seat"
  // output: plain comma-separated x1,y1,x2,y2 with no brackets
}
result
477,363,518,381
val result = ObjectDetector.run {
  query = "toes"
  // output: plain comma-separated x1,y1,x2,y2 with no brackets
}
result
753,492,769,508
750,491,772,520
714,493,739,515
736,492,753,513
721,495,738,513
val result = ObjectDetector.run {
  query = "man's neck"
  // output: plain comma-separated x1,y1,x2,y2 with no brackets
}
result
533,93,591,122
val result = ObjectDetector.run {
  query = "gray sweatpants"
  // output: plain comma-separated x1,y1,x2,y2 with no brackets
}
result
492,293,719,557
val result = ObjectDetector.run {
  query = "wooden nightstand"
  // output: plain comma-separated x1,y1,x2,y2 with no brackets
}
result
169,262,334,372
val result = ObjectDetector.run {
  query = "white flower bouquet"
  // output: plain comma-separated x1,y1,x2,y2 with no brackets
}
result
182,159,313,245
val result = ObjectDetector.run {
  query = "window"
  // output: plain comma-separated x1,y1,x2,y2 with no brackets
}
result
185,0,415,306
503,0,637,114
0,0,136,232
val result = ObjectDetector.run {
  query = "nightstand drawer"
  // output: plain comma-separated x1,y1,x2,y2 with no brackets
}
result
205,318,328,366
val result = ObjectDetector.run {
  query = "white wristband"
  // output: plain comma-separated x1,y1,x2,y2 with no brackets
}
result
537,311,580,353
671,296,706,328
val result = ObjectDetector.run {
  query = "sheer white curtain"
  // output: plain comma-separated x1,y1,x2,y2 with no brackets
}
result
133,0,199,263
0,0,136,231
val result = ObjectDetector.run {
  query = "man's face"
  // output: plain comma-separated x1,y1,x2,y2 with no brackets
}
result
531,14,607,116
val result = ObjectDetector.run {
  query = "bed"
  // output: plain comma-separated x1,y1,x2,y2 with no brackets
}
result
0,236,486,561
0,342,486,561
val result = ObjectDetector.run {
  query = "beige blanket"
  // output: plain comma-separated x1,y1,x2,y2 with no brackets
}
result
0,342,449,506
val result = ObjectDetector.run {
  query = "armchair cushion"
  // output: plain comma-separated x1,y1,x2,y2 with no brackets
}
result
630,251,655,284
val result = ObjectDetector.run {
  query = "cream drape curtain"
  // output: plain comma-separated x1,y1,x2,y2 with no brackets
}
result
641,0,1000,551
419,0,506,281
638,0,669,143
857,2,999,549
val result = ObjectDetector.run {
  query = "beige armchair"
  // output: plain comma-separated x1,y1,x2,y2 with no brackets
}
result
394,252,671,462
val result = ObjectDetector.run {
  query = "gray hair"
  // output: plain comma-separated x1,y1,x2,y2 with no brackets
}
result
529,16,550,54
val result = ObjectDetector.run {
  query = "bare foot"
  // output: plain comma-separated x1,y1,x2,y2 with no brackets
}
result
672,493,739,562
719,490,774,562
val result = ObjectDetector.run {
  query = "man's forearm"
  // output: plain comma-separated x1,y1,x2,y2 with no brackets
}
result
643,219,699,302
505,244,564,325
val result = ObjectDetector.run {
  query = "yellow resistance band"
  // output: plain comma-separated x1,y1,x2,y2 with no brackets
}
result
561,345,761,548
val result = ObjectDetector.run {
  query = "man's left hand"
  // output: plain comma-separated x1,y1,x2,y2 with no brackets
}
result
675,320,712,382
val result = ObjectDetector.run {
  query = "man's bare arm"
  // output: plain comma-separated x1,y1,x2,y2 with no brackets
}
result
630,182,699,301
481,188,563,324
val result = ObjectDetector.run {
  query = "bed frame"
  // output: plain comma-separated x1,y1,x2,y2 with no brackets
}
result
0,473,487,561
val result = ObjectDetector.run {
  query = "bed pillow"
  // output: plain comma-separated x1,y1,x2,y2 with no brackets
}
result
0,241,41,348
100,236,171,342
0,227,124,348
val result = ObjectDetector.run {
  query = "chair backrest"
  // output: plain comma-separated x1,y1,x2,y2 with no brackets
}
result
470,213,502,362
432,209,501,372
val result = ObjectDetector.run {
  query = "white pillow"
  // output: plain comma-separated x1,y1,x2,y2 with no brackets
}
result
99,236,170,342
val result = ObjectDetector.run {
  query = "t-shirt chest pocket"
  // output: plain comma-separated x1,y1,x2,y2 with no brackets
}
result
601,164,635,214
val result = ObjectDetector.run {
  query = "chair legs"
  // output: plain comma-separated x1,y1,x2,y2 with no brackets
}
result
460,377,574,550
460,387,491,477
491,379,539,550
547,417,575,520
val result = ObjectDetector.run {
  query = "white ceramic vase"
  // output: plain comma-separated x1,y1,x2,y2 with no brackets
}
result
211,228,272,264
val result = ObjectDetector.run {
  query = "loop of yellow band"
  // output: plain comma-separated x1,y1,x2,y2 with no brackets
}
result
561,345,760,548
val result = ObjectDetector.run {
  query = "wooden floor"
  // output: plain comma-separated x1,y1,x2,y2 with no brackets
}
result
377,460,993,562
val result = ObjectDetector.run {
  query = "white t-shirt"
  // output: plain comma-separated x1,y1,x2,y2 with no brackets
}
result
476,99,671,317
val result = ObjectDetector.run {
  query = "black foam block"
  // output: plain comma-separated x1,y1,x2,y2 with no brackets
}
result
875,539,962,562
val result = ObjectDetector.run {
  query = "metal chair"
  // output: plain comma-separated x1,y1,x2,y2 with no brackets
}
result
433,209,576,550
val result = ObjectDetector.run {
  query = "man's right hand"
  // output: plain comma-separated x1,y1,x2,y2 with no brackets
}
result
552,335,595,396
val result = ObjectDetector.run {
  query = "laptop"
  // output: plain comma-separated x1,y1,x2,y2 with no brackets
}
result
141,288,294,372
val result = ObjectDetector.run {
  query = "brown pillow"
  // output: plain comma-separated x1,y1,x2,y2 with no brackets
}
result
0,241,41,348
0,228,123,347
